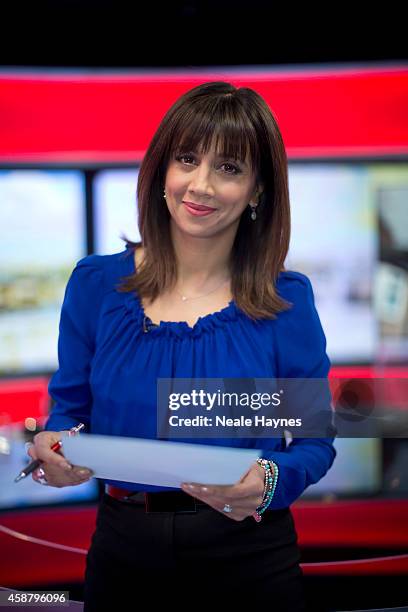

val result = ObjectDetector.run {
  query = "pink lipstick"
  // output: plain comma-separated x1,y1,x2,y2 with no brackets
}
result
183,201,216,217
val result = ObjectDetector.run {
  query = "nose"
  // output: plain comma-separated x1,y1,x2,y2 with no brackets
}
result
187,162,215,199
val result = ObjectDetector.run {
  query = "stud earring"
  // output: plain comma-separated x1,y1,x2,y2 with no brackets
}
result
163,190,166,199
249,202,257,221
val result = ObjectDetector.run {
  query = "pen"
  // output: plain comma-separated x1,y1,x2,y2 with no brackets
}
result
14,423,85,483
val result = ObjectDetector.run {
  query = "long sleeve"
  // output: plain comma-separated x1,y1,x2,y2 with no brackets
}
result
261,272,337,509
44,255,105,433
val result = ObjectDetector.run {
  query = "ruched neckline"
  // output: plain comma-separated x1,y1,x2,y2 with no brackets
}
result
121,245,242,338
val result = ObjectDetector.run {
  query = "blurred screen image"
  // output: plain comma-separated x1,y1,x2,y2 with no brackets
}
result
0,170,86,375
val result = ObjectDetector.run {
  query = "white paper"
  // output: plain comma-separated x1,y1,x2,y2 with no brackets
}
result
61,434,260,487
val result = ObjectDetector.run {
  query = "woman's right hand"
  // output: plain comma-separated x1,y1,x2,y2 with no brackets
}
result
27,430,94,488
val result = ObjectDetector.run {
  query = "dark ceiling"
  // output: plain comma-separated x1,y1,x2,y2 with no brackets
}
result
0,1,406,68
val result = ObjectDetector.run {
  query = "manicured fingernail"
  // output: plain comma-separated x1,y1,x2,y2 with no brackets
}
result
78,469,90,476
183,484,194,489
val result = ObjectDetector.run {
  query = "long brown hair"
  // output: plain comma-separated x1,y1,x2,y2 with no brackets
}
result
117,81,292,320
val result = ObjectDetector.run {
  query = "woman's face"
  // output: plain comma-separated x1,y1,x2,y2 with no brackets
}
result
164,142,262,239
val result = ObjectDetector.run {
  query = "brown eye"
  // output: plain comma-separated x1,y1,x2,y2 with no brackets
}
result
221,163,240,175
175,154,195,165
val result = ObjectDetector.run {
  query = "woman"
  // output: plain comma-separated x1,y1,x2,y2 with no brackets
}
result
28,81,336,610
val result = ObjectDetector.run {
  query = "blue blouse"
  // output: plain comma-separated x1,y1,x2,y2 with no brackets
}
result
44,245,336,509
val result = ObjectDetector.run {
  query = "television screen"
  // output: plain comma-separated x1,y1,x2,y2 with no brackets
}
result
287,162,408,364
301,437,382,497
93,169,140,254
0,428,99,509
0,169,86,375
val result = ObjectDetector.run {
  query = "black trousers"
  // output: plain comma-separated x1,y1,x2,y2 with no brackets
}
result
84,493,306,611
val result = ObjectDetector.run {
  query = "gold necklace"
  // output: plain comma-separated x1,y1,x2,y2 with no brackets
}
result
175,278,230,302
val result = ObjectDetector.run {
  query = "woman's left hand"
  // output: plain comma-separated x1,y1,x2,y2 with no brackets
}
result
181,461,265,521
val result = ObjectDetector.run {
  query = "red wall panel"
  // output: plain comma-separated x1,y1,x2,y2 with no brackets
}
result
0,66,407,163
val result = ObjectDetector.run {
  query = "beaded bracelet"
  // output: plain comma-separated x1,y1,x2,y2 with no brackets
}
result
252,458,279,523
254,458,278,517
257,459,277,512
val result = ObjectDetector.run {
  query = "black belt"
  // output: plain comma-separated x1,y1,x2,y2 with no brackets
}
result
105,485,207,513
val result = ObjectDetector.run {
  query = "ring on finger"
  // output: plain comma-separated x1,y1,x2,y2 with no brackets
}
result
223,504,233,513
36,467,48,485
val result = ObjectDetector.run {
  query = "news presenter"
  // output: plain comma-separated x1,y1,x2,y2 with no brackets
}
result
28,82,336,610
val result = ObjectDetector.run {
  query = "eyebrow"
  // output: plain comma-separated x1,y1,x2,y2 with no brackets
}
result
179,149,249,168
